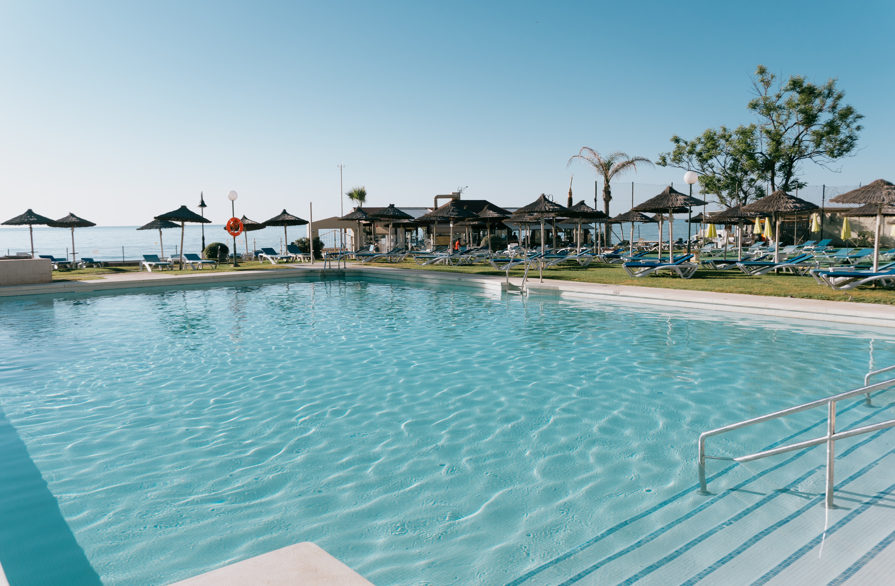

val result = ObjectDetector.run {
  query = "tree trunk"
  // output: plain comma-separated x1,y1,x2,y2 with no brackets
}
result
602,184,613,246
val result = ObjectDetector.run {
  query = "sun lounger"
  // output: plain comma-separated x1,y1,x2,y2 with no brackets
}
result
735,253,818,276
38,255,72,270
810,265,895,291
183,253,218,270
77,257,104,268
258,247,291,264
803,239,832,251
356,247,407,263
623,254,697,278
285,244,312,262
141,254,173,272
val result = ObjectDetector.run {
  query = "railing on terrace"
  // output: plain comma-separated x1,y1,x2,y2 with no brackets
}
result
698,365,895,509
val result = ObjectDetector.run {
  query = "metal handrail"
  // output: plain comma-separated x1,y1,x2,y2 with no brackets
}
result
698,369,895,508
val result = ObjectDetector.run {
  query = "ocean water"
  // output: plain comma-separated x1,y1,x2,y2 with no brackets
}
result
1,278,891,586
0,225,310,261
0,220,699,262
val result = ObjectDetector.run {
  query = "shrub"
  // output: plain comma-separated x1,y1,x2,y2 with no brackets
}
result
204,242,229,260
855,230,875,247
294,237,324,259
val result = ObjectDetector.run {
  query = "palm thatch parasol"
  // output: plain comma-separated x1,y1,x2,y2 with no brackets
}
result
2,209,55,257
422,200,477,251
262,209,308,254
475,203,512,250
829,180,895,271
514,194,569,255
608,210,656,256
368,204,413,251
138,219,180,258
566,201,608,252
340,207,370,249
632,186,706,260
155,205,212,269
704,205,760,260
741,191,818,263
48,213,96,265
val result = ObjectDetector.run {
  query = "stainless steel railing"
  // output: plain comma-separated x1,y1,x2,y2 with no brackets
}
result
697,368,895,509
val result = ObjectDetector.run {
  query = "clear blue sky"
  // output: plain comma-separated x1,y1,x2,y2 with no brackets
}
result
1,0,892,225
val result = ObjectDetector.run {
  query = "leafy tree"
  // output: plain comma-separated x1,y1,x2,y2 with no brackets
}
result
657,126,766,207
345,186,367,207
748,65,863,192
567,148,653,216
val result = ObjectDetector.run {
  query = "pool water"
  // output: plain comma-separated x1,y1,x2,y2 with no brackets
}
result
0,278,893,586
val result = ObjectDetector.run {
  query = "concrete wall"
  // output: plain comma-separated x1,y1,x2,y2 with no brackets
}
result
0,259,52,286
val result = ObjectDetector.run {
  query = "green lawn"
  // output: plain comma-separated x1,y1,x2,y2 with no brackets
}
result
51,261,298,281
384,259,895,305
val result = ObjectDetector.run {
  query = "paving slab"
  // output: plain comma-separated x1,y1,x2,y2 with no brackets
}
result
166,542,373,586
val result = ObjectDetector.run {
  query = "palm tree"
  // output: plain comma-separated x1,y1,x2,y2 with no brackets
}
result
567,148,653,216
345,186,368,249
345,186,367,208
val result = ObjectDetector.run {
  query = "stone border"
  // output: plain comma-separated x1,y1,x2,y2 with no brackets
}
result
0,264,892,328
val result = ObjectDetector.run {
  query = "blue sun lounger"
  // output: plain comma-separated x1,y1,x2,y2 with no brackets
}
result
623,254,697,278
735,253,818,276
183,253,218,270
38,255,72,270
259,247,291,264
141,254,173,272
810,264,895,291
77,257,104,268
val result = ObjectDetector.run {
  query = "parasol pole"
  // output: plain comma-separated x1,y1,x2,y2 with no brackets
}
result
179,221,185,269
70,227,76,264
283,226,288,254
657,217,663,261
159,228,165,258
874,205,882,272
669,208,674,260
29,224,35,257
774,212,780,263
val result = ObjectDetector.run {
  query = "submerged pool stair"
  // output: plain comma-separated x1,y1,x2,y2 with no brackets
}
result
506,369,895,586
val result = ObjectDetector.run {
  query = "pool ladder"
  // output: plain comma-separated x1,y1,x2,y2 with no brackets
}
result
698,364,895,509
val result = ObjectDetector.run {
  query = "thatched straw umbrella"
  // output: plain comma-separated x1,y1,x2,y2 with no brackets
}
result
223,216,265,260
703,205,759,261
566,201,608,253
138,219,180,258
262,209,308,254
633,186,706,261
475,203,512,251
340,207,370,250
368,204,412,252
421,200,477,251
514,194,569,256
608,210,656,254
829,180,895,271
154,206,212,269
48,213,96,265
2,209,54,257
741,191,819,263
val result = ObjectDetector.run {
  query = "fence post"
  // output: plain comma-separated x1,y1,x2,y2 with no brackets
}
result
122,246,125,263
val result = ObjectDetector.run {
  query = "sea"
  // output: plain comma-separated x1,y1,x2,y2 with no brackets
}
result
0,220,698,262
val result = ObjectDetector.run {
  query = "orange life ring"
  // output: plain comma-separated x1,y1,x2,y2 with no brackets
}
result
226,217,244,237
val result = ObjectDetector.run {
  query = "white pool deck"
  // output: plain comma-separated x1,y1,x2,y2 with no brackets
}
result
1,264,894,585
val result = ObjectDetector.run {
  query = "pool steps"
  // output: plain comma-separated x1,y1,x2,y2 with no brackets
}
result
505,394,895,585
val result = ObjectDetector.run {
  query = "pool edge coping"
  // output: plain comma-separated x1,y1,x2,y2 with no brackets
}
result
0,264,892,328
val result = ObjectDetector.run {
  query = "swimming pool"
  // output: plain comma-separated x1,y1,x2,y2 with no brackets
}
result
0,277,893,585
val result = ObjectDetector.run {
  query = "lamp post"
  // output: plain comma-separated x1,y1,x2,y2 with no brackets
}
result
684,171,698,254
198,192,207,251
228,190,239,267
338,162,345,251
